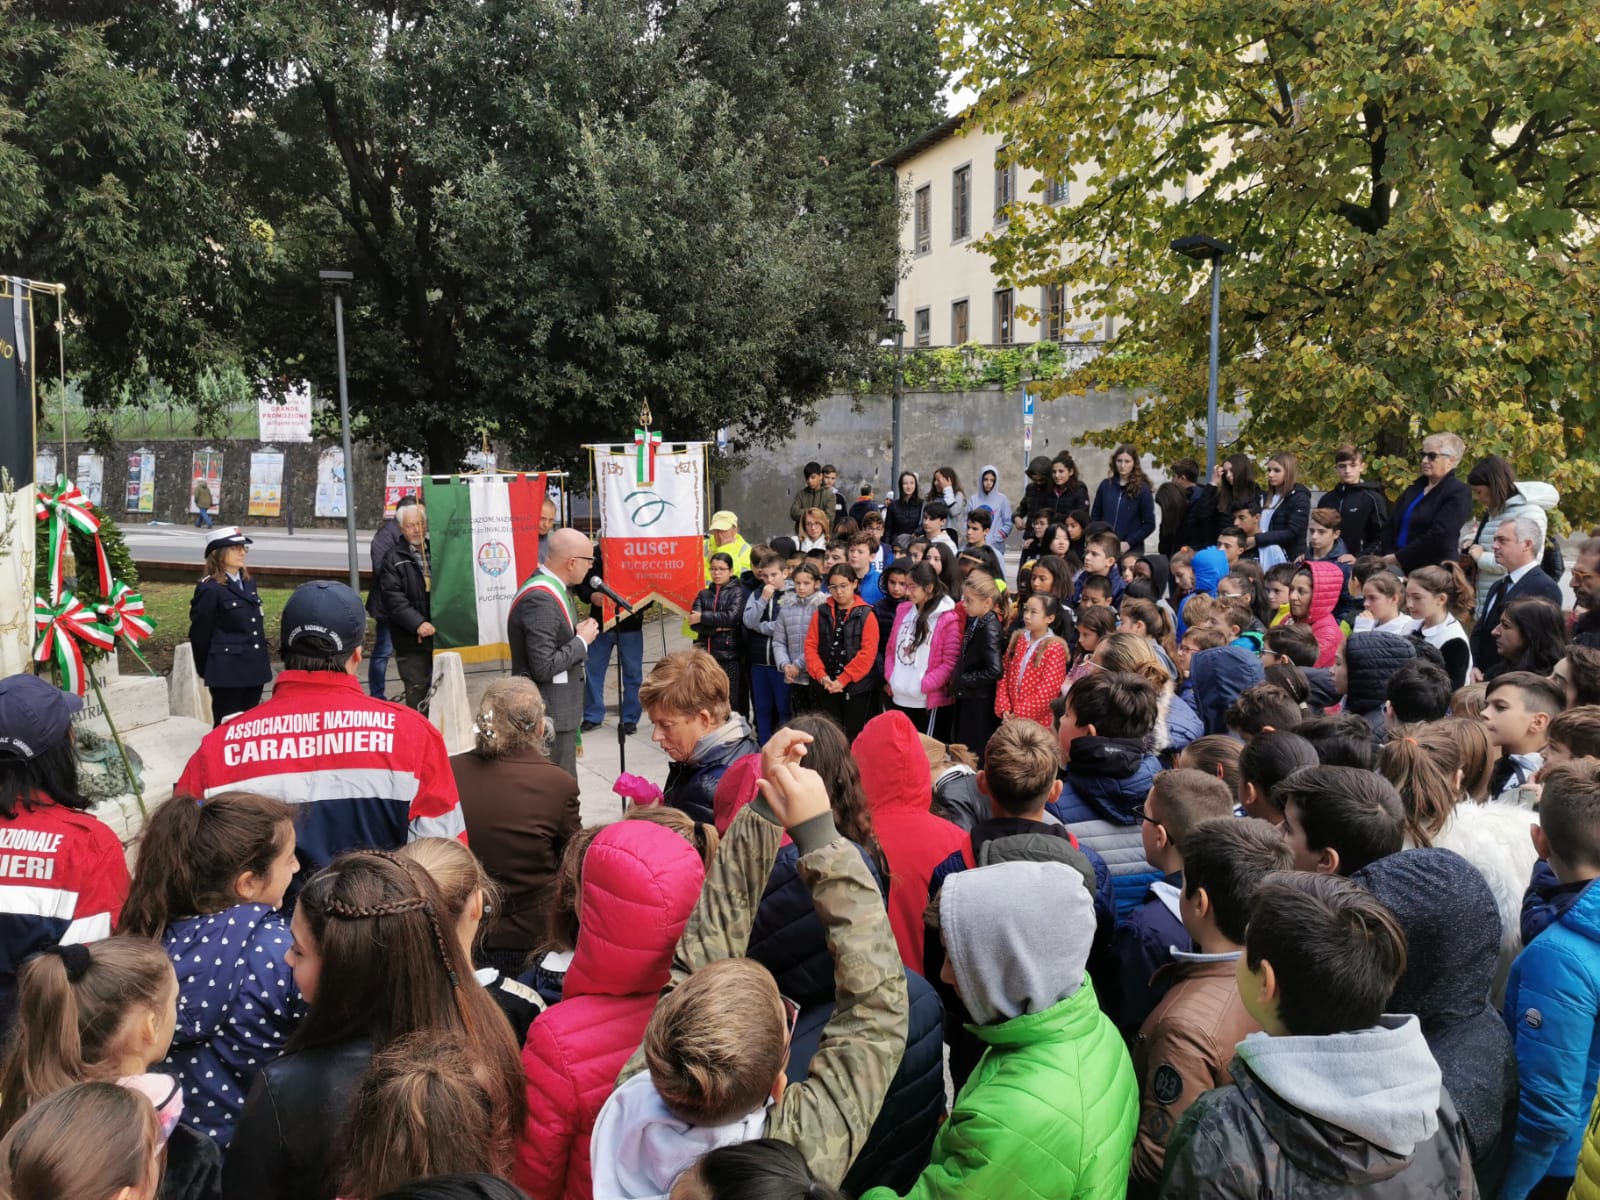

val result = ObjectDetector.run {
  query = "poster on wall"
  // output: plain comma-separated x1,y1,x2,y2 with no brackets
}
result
315,447,347,518
383,452,423,516
258,384,313,442
248,451,284,517
125,450,155,512
35,451,57,485
188,448,223,516
74,453,104,507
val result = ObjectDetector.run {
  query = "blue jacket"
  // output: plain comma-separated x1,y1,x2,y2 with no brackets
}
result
1188,645,1265,736
1190,547,1228,598
1108,873,1190,1036
1091,478,1156,551
1047,737,1162,918
161,904,305,1148
1501,874,1600,1196
1161,688,1203,762
188,574,273,688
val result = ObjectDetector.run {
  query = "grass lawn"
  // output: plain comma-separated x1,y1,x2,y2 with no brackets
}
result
123,580,307,676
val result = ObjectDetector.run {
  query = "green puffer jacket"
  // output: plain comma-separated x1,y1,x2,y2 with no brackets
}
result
864,979,1136,1200
864,844,1138,1200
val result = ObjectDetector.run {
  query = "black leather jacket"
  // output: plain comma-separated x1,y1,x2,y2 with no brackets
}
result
954,611,1004,697
222,1038,373,1200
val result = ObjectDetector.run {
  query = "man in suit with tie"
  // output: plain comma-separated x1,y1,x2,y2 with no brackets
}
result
1472,515,1565,678
508,527,600,777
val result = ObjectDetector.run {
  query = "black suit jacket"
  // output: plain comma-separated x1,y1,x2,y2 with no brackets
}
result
1381,473,1474,571
1470,565,1564,676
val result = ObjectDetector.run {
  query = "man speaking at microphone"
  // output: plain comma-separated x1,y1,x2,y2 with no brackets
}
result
508,528,599,778
579,543,646,737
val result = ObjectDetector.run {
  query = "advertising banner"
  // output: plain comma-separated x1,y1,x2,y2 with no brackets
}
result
74,453,103,507
126,450,155,513
384,452,423,517
314,447,346,518
248,451,284,517
188,449,223,516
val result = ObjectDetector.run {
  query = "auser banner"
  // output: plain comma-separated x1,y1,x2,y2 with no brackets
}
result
588,436,708,621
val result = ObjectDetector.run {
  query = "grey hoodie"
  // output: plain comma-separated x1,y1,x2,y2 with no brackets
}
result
940,859,1095,1025
1236,1014,1443,1157
973,463,1013,550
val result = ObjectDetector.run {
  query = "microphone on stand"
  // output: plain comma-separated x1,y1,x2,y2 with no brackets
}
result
587,575,636,613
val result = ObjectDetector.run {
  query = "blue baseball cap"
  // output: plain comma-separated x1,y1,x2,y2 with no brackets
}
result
0,675,83,760
280,581,368,655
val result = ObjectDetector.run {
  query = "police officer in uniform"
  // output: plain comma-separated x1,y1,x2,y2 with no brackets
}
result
187,526,272,725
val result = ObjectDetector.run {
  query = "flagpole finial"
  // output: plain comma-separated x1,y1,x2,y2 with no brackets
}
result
640,400,652,430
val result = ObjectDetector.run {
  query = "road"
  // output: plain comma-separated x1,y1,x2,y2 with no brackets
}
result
122,523,374,571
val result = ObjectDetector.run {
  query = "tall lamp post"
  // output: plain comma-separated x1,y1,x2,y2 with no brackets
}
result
1169,235,1234,477
882,311,906,486
319,269,360,593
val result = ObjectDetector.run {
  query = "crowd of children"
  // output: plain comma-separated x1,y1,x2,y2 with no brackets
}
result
8,438,1600,1200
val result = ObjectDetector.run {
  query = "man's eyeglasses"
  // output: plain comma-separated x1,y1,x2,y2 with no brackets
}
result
780,994,801,1056
1131,803,1162,827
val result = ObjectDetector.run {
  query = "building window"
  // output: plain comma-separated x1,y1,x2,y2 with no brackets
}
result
914,185,931,255
913,307,931,347
994,155,1017,224
952,166,971,240
1043,283,1066,341
994,288,1014,345
952,299,969,344
1046,176,1070,205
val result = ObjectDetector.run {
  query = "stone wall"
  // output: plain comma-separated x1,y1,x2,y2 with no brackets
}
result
52,438,391,529
719,385,1147,542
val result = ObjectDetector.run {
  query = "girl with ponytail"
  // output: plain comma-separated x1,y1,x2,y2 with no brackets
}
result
0,938,178,1137
225,851,525,1200
1406,562,1476,689
119,791,302,1147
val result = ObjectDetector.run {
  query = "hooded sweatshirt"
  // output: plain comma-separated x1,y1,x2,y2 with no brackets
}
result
1292,559,1346,668
1353,849,1516,1195
888,596,960,709
972,464,1013,550
1160,1015,1474,1198
861,861,1137,1200
515,820,705,1200
1320,479,1390,557
855,710,967,970
1048,735,1163,918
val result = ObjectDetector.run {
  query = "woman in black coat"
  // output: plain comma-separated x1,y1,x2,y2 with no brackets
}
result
884,471,925,547
1381,433,1475,572
187,527,272,726
1255,451,1313,564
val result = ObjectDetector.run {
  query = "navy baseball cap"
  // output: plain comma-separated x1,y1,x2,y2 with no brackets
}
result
280,581,368,655
0,675,83,761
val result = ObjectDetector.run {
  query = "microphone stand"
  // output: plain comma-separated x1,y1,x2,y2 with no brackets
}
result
615,609,628,810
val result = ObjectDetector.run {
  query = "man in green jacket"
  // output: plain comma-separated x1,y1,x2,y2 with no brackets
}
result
865,859,1138,1200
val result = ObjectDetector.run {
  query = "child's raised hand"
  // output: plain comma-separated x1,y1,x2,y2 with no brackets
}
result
761,726,813,781
756,760,832,830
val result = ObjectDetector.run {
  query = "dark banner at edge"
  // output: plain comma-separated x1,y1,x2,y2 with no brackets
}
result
0,282,36,489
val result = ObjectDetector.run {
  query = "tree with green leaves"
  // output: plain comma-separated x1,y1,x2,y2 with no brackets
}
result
0,4,262,408
183,0,942,467
943,0,1600,517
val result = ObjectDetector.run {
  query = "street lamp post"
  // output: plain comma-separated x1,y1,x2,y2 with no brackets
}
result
1169,235,1235,477
319,270,360,593
884,312,906,486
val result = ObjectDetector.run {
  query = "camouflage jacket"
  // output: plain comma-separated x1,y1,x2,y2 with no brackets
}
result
620,800,908,1187
1158,1056,1477,1199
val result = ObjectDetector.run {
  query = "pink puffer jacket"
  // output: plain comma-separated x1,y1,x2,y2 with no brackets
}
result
887,600,964,709
513,820,705,1200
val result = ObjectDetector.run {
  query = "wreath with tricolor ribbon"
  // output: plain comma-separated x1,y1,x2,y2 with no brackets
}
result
32,476,157,694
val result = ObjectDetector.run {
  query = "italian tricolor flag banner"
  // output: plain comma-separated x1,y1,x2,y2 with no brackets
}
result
422,473,548,659
591,437,708,621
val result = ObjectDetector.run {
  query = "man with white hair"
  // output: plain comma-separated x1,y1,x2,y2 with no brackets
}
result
379,502,437,710
1379,432,1474,572
509,526,599,776
1470,514,1564,676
